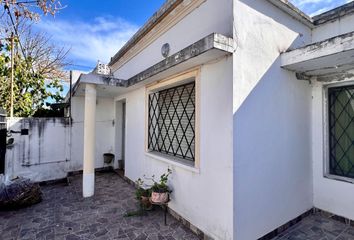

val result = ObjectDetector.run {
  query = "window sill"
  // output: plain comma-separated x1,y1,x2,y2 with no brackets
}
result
324,173,354,184
145,152,200,174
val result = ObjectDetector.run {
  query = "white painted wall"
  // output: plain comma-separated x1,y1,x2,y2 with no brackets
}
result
113,0,233,79
5,118,71,182
233,0,313,239
114,57,234,240
4,96,116,183
108,1,235,238
312,14,354,43
70,96,116,170
312,79,354,221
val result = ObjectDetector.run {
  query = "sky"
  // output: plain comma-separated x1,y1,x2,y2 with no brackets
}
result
34,0,165,72
290,0,353,16
33,0,353,73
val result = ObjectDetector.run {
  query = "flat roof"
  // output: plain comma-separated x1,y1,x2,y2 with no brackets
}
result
313,1,354,25
108,0,183,67
108,0,354,67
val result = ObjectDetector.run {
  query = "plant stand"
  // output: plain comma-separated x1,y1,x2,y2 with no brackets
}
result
150,199,170,226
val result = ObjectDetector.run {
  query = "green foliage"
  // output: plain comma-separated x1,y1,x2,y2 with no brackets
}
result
126,169,173,217
151,168,172,193
135,178,152,201
32,104,65,117
0,41,63,117
123,209,146,218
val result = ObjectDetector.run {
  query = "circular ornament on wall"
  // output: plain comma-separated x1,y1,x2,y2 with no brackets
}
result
161,43,170,58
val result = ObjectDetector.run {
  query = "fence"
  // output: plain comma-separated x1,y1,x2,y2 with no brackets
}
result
5,117,71,182
0,108,6,174
0,108,6,129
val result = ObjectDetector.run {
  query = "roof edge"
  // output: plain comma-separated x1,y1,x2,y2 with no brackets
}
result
108,0,354,69
76,33,233,94
313,1,354,25
108,0,183,67
267,0,315,28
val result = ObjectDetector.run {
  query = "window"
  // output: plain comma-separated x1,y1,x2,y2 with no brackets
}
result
147,81,195,163
328,85,354,179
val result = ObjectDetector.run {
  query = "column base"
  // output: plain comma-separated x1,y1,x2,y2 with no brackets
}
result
83,172,95,197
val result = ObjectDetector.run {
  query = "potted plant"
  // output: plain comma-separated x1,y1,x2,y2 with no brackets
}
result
135,178,152,210
150,168,172,204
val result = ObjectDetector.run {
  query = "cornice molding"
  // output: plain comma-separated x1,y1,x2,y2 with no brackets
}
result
110,0,206,71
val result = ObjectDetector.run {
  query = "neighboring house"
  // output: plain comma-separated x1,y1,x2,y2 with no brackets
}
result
4,0,354,239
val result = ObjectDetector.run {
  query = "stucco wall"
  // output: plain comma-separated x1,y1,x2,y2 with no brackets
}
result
112,0,233,79
312,79,354,221
4,96,116,183
109,1,235,238
312,14,354,43
233,0,313,239
70,96,116,170
114,57,234,240
5,118,71,182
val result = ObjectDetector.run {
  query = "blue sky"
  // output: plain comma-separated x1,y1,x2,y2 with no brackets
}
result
35,0,165,72
290,0,353,16
34,0,352,73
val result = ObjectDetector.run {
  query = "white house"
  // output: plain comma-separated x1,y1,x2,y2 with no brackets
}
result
4,0,354,239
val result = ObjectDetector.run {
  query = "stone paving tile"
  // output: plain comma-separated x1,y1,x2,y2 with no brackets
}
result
0,172,200,240
273,213,354,240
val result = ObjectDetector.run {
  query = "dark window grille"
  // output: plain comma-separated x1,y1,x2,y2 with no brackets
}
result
148,82,195,162
328,85,354,178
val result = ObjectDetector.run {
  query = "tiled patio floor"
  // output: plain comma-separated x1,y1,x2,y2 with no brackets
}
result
0,172,200,240
273,213,354,240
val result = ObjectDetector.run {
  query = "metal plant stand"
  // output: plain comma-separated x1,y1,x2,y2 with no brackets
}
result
150,199,170,226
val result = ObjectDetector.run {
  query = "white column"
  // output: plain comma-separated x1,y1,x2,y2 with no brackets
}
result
83,83,96,197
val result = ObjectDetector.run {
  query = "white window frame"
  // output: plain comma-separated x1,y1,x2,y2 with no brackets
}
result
145,68,201,171
323,81,354,184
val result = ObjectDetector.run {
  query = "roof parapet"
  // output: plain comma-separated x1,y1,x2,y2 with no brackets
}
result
267,0,314,28
109,0,354,69
268,0,354,29
313,1,354,25
109,0,183,67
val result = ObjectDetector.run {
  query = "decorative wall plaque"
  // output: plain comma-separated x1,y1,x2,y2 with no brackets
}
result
161,43,170,58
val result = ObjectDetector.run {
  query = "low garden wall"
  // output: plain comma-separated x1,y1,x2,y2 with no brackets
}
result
5,117,71,182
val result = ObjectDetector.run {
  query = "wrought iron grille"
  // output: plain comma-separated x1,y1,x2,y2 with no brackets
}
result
148,82,195,161
328,85,354,178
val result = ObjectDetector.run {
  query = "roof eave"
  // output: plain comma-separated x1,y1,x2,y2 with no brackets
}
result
267,0,315,28
74,33,234,96
108,0,183,67
313,1,354,25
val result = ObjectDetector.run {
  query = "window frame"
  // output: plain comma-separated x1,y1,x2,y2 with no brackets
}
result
324,81,354,183
145,68,200,169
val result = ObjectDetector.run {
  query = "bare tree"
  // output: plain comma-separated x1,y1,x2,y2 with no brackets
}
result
0,0,68,116
22,24,71,80
1,18,70,81
0,0,63,21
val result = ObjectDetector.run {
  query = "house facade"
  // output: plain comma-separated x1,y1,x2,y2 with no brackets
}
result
66,0,354,239
4,0,354,239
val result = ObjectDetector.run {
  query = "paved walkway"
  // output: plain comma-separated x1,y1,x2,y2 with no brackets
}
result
0,172,199,240
273,213,354,240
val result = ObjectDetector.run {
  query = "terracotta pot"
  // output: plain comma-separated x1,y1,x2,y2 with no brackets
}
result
151,191,169,203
